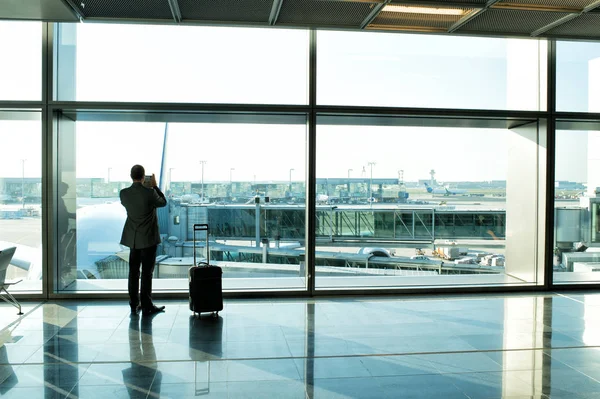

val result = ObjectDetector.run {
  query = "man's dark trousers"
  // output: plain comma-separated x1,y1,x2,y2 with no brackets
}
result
128,245,157,309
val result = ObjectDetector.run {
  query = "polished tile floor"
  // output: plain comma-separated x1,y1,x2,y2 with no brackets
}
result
2,292,600,398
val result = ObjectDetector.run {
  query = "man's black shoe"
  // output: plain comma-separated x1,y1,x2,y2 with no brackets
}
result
142,305,165,316
130,305,141,315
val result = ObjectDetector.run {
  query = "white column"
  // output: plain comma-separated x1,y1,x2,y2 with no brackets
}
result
587,58,600,196
506,39,546,111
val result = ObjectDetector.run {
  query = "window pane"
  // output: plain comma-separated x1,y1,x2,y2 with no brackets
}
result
556,41,600,112
58,116,307,293
0,21,41,101
0,112,42,293
57,23,309,104
317,31,545,111
553,126,600,284
315,117,542,290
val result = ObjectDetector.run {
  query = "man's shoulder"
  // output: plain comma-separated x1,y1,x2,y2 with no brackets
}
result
120,184,140,198
121,184,155,197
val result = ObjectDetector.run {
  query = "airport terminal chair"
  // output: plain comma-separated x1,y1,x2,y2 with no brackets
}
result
0,247,23,315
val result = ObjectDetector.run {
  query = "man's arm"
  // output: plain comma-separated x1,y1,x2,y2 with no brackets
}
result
152,186,167,208
148,174,167,208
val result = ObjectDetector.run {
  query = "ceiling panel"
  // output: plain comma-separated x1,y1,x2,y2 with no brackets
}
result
494,0,594,10
71,0,174,20
0,0,79,21
178,0,273,23
276,0,378,27
369,9,469,31
543,12,600,37
457,8,572,33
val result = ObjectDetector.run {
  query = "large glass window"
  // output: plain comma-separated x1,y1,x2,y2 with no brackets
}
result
57,115,307,293
317,31,546,111
56,24,309,104
556,41,600,113
315,116,543,290
553,123,600,284
0,21,41,101
0,112,42,292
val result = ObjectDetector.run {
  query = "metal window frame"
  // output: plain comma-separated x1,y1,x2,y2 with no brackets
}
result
5,21,600,300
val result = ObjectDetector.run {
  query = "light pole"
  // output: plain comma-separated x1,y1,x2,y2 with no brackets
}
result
21,159,26,209
229,168,235,196
368,161,376,201
289,168,294,193
347,168,353,193
107,167,112,184
169,168,175,193
199,160,207,200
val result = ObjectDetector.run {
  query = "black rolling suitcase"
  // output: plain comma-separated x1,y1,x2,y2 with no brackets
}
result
189,224,223,317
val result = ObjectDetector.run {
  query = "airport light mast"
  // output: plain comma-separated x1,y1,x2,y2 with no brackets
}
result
347,169,353,192
229,168,235,197
168,168,175,193
21,159,26,209
199,160,206,199
368,161,376,201
289,168,294,193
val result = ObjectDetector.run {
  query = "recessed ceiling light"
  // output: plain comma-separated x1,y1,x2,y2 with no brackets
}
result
383,5,466,15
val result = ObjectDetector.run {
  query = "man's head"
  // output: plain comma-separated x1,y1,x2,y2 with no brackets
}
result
59,182,69,196
130,164,145,181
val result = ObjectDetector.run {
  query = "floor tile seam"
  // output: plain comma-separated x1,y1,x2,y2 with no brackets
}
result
41,379,76,397
13,352,96,370
283,326,306,380
554,292,586,305
11,344,600,367
0,347,550,367
8,342,592,365
565,365,600,384
1,302,46,332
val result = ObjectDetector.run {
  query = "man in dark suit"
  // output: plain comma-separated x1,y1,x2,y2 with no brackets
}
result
120,164,167,316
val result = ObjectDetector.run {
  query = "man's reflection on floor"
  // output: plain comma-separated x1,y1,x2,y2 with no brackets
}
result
122,314,162,398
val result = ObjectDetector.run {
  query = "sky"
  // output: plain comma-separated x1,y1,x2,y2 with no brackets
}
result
1,21,600,183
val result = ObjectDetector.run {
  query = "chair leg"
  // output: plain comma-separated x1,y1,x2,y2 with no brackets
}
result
0,287,23,315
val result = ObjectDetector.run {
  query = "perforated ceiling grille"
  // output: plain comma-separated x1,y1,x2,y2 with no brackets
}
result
16,0,600,39
544,13,600,36
369,10,466,30
457,8,571,33
276,0,377,27
390,0,486,4
73,0,174,20
494,0,594,10
178,0,273,23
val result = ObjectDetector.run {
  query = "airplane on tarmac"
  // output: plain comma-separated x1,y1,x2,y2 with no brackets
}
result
0,200,125,281
424,182,468,196
316,194,329,204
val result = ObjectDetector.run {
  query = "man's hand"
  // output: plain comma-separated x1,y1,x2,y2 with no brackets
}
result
150,174,158,188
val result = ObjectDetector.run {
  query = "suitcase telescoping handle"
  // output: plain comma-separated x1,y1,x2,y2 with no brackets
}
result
193,224,210,267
